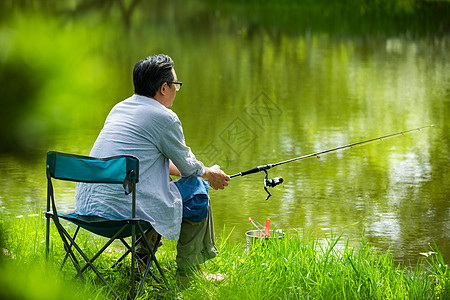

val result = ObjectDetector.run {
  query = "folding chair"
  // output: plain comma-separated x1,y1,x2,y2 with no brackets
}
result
45,151,167,299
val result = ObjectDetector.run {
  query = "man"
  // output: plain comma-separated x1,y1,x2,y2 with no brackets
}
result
75,54,230,281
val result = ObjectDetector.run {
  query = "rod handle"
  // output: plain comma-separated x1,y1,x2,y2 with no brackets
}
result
230,164,273,178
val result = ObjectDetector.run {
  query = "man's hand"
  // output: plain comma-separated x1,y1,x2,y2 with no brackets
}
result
202,165,230,190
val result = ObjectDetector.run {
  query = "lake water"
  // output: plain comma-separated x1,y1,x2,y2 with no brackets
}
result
0,2,449,265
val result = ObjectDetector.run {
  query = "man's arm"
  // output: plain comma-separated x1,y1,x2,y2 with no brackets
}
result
169,161,181,177
160,119,230,189
201,165,230,190
170,160,230,190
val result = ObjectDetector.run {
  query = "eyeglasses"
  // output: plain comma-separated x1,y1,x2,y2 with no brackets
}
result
169,81,183,92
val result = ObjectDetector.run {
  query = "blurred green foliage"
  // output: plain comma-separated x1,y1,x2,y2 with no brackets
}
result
0,60,42,154
0,12,129,156
0,261,95,300
0,214,104,300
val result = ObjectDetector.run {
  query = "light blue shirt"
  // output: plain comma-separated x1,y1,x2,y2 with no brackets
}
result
75,94,205,240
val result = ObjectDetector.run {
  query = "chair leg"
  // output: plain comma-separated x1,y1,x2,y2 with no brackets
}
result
60,226,81,271
137,236,164,294
111,234,150,270
77,223,129,274
60,225,121,299
136,234,164,284
133,224,163,299
57,221,138,300
136,223,167,284
110,237,137,269
115,237,162,284
130,224,136,300
45,214,50,260
120,224,168,299
54,221,166,300
54,221,85,282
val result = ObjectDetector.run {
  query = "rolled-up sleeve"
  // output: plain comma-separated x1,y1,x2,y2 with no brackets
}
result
159,119,205,178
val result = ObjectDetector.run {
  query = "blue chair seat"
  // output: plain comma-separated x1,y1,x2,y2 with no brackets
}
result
55,212,152,239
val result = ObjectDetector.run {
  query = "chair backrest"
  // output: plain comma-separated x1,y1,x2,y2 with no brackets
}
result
46,151,139,183
46,151,140,217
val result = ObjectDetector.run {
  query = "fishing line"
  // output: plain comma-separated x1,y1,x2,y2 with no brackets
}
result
230,125,434,200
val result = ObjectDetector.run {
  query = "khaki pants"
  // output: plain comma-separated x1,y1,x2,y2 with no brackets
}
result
137,199,218,274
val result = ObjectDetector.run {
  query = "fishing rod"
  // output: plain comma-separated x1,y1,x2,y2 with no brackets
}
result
230,125,434,200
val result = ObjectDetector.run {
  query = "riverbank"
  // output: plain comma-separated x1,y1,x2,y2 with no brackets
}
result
1,213,448,299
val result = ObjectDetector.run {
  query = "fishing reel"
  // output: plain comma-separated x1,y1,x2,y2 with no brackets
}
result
263,170,283,200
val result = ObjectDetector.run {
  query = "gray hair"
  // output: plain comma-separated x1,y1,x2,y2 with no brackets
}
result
133,54,174,97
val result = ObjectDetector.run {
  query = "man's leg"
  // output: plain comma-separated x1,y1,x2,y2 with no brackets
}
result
176,200,219,275
136,227,162,257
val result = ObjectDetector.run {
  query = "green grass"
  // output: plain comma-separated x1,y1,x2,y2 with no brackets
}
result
1,212,449,299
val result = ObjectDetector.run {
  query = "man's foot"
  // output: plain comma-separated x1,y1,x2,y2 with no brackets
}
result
176,274,192,288
202,271,226,282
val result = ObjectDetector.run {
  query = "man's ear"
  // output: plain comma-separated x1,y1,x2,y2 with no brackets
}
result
159,82,168,95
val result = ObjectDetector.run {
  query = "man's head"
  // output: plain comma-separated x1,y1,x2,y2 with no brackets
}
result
133,54,175,98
